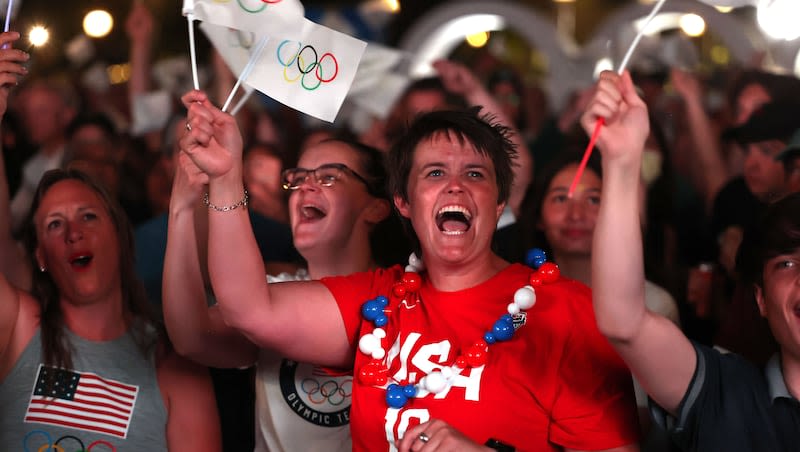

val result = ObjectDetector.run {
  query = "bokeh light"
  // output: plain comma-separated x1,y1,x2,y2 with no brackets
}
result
465,31,489,48
679,13,706,37
83,10,114,38
28,26,49,47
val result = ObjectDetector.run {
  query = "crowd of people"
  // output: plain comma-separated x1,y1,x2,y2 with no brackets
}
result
1,2,800,451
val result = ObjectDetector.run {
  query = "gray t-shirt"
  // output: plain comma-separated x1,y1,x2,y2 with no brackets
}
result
0,327,168,451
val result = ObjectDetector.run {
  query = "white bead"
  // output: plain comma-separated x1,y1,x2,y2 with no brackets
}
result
507,302,520,315
408,253,424,270
405,265,417,272
422,371,448,394
513,285,536,310
358,333,381,355
372,348,386,360
441,367,455,379
373,328,386,339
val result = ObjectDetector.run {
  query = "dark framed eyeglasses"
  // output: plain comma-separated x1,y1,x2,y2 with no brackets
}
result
281,163,371,191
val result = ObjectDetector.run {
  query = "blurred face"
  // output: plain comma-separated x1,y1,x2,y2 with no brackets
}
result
394,132,504,266
755,249,800,358
787,158,800,194
287,142,377,254
741,140,787,201
491,81,521,125
67,125,119,195
736,83,770,125
21,87,69,146
244,147,284,219
538,164,602,258
404,90,448,118
34,180,121,305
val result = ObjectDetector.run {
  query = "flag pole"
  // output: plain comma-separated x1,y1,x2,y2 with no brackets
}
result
567,0,667,198
187,13,200,90
222,35,269,113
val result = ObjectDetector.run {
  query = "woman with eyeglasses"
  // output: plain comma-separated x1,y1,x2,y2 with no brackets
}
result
163,137,392,452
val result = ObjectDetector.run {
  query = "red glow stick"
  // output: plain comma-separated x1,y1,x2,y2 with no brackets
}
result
566,0,667,198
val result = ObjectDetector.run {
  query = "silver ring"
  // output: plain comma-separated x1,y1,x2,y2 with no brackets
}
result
418,432,429,443
185,121,192,132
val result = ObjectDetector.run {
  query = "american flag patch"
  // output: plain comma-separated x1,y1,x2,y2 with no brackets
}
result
24,365,139,438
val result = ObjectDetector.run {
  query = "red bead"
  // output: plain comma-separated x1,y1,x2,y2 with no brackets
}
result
465,344,488,367
402,272,421,291
359,359,388,386
538,262,560,283
473,340,488,351
455,356,468,368
529,274,543,287
392,283,407,297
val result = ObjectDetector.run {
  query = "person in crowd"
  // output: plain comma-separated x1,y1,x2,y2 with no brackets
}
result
776,130,800,194
498,150,678,445
177,88,640,451
0,32,221,451
163,137,392,452
712,102,800,278
587,69,800,451
9,76,79,234
243,142,289,224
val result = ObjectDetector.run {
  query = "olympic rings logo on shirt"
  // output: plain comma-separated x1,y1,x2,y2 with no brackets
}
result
300,377,353,406
212,0,283,14
24,430,117,452
276,40,340,91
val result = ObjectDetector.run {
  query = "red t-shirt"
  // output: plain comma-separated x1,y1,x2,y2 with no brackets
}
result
321,263,639,452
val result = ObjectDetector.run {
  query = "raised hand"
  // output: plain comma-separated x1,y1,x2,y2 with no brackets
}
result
180,90,243,180
125,0,155,45
0,32,29,118
433,59,481,98
580,70,649,166
169,150,210,215
670,68,702,101
397,419,490,452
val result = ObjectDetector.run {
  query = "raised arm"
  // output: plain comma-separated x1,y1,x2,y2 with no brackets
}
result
159,349,222,452
178,90,351,367
670,68,728,209
585,71,696,415
434,60,532,218
162,150,258,367
0,31,31,290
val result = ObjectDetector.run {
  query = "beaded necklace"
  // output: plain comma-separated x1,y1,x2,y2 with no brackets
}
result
356,249,559,408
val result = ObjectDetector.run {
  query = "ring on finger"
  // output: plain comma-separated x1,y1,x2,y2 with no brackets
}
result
418,432,429,443
185,121,192,132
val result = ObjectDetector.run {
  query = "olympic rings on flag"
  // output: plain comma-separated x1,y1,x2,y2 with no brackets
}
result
276,40,339,91
227,0,283,14
300,377,353,406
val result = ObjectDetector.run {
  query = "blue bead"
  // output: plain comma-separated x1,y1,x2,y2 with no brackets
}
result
403,384,417,398
361,299,381,321
376,295,389,307
385,384,408,408
525,248,547,268
484,332,496,344
374,314,388,327
501,314,513,322
492,318,514,341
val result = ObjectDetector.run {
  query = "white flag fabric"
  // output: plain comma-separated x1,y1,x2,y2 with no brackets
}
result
200,22,265,79
239,18,366,122
183,0,305,41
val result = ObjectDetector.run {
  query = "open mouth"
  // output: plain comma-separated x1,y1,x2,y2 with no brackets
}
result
69,253,94,269
300,204,327,221
436,205,472,235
